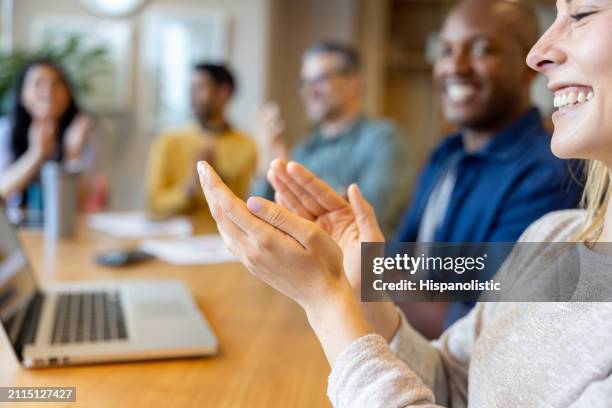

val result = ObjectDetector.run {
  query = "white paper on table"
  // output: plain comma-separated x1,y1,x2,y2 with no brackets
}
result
88,212,192,238
140,235,236,266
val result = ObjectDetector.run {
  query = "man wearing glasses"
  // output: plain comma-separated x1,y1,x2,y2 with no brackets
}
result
252,42,411,237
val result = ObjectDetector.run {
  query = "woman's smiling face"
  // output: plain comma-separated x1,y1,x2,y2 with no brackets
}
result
527,0,612,165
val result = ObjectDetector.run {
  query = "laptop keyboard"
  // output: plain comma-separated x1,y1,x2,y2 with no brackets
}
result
51,292,128,345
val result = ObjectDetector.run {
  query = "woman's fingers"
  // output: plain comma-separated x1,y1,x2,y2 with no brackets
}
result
274,190,314,221
198,161,255,237
347,184,385,242
283,161,347,212
198,161,310,251
269,159,328,216
247,196,320,248
268,169,315,220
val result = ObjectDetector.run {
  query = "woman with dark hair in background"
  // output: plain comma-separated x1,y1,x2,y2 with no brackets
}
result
0,58,94,217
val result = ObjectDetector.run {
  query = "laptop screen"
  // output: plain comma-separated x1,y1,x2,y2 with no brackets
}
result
0,207,37,349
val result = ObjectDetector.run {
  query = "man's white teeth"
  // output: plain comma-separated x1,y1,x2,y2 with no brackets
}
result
447,84,476,102
554,90,594,109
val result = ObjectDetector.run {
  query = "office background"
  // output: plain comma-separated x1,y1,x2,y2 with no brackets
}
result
0,0,556,210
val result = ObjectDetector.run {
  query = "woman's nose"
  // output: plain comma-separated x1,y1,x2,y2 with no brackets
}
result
527,22,566,73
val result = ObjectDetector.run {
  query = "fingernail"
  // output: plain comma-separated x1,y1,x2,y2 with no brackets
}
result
197,161,207,178
198,161,208,180
352,183,361,194
287,161,298,173
247,197,263,213
271,158,283,170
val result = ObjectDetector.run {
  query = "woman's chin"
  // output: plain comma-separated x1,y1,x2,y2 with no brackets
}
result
31,108,54,120
550,132,586,160
550,130,611,162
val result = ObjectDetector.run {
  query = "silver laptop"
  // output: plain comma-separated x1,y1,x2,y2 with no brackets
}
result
0,207,217,368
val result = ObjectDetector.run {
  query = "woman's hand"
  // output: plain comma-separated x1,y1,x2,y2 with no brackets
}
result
197,160,372,364
267,159,385,295
198,160,346,309
1,120,56,198
27,119,57,160
267,159,400,341
64,114,92,162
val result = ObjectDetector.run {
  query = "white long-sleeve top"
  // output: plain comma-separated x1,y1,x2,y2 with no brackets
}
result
328,210,612,407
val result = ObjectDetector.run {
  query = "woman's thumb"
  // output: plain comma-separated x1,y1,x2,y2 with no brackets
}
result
347,184,385,242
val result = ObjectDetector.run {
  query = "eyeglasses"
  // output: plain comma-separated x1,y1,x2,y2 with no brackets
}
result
299,67,351,89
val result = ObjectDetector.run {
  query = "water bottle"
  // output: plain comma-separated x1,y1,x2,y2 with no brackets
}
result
42,161,80,239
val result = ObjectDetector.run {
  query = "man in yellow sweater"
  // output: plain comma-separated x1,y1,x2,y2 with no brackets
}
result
146,63,257,225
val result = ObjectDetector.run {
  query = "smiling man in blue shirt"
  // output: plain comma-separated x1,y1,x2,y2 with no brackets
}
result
394,0,582,337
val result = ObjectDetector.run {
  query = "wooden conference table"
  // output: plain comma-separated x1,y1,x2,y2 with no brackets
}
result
0,223,331,407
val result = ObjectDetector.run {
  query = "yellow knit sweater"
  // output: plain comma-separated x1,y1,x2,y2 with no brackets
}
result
145,124,257,221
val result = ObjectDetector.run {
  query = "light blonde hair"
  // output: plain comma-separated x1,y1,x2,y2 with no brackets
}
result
576,160,612,242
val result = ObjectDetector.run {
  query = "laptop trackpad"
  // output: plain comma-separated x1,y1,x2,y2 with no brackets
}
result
123,281,214,346
125,281,202,327
135,299,190,319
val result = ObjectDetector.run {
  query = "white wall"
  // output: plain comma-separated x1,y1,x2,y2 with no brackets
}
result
12,0,272,134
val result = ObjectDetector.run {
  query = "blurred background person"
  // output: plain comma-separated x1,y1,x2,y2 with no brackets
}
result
251,42,411,237
393,0,583,338
145,63,257,227
0,58,96,220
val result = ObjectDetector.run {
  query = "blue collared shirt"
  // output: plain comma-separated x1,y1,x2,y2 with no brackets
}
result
394,108,583,325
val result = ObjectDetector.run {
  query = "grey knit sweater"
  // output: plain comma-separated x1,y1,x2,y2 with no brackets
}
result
327,210,612,407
